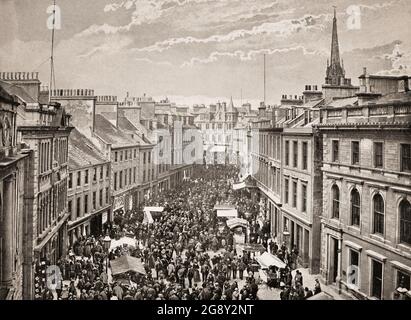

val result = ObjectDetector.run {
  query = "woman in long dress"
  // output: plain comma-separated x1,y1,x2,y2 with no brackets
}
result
193,260,201,283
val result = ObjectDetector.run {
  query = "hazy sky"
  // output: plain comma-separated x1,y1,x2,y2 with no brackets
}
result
0,0,410,106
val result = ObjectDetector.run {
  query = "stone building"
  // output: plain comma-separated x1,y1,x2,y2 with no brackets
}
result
317,74,411,300
194,98,258,165
0,82,32,300
67,128,112,245
1,73,73,299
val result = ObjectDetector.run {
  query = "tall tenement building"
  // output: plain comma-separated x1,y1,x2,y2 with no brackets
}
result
0,72,73,299
317,72,411,300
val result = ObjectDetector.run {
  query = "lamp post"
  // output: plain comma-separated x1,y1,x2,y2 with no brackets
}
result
102,234,111,274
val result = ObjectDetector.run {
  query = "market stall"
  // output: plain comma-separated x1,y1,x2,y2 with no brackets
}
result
110,255,146,276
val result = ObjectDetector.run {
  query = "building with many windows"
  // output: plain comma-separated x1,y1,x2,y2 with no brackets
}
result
0,82,32,300
1,73,73,299
317,73,411,300
67,128,111,245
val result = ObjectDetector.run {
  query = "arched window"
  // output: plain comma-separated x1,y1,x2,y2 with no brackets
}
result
399,200,411,245
351,189,361,227
332,185,340,219
373,194,384,235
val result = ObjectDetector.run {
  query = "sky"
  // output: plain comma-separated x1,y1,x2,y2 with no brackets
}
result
0,0,410,107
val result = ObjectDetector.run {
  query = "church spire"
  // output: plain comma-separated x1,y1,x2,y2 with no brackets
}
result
325,6,348,86
330,5,341,68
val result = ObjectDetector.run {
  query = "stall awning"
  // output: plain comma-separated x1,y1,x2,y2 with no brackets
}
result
110,255,146,276
143,211,154,224
110,237,137,250
217,209,238,218
144,206,164,212
256,252,286,269
214,204,235,211
226,218,249,229
233,182,247,190
306,292,334,300
237,243,266,252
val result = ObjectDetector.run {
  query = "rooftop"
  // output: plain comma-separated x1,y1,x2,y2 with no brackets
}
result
69,128,108,169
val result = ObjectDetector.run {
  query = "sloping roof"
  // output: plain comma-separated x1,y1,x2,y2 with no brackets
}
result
0,80,37,104
375,91,411,104
117,116,151,145
94,114,138,148
0,82,17,104
68,128,107,169
327,96,358,108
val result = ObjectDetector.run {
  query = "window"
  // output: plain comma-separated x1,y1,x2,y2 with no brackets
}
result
129,168,132,185
99,189,103,207
120,151,123,162
285,141,289,166
106,166,109,178
373,194,384,235
143,152,146,165
302,142,308,170
284,178,289,204
114,151,118,162
350,189,361,227
105,187,109,204
401,144,411,172
332,140,339,162
371,259,383,300
92,191,96,210
348,250,359,287
77,172,81,187
114,172,117,191
302,184,307,213
148,152,151,164
68,200,72,215
143,170,146,182
351,141,360,165
397,270,410,290
93,167,97,182
332,185,340,219
374,142,383,168
100,166,104,180
68,173,73,189
133,167,137,183
293,141,298,168
84,170,89,185
124,170,128,186
125,150,128,161
134,149,137,159
399,200,411,245
84,194,88,213
76,197,81,218
292,181,297,208
119,171,123,189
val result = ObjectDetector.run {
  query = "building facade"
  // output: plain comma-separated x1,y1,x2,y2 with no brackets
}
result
317,74,411,300
0,83,32,300
1,73,73,299
67,129,112,245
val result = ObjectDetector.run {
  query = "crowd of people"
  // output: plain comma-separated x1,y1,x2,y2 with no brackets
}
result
34,164,322,300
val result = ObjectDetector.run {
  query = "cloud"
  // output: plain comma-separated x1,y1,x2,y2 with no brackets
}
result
135,13,327,53
375,43,411,76
181,45,327,67
135,57,174,66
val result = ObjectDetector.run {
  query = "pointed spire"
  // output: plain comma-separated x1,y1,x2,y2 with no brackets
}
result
330,5,341,68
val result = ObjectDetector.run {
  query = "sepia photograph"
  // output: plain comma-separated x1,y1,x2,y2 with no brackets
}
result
0,0,410,309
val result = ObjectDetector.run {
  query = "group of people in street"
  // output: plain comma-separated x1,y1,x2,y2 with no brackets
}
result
33,164,323,300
